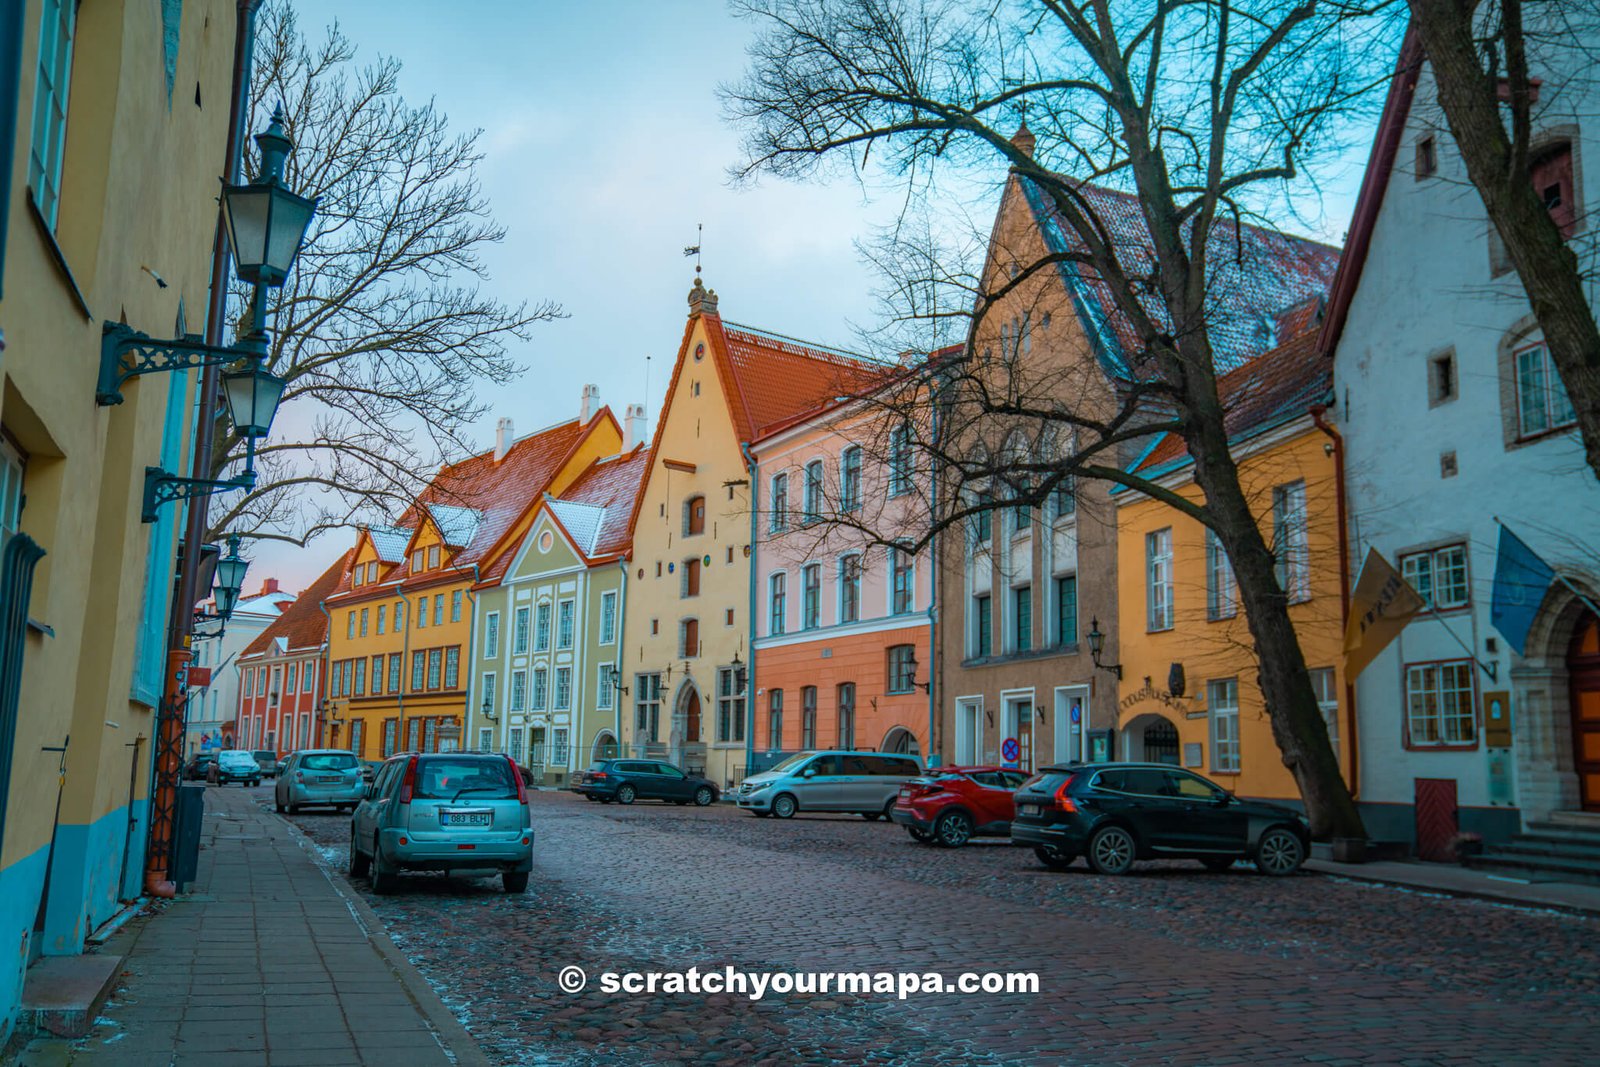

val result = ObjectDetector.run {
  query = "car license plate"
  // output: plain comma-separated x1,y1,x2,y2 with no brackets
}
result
1018,803,1041,816
317,775,341,783
441,811,491,827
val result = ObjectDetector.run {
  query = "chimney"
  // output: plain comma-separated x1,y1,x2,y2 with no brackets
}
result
261,577,280,595
494,417,513,463
580,383,599,424
624,404,646,450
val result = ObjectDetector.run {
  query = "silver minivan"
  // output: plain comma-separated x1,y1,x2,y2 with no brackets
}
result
348,752,534,894
736,751,924,819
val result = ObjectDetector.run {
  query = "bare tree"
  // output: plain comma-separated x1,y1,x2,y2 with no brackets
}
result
1407,0,1600,481
727,0,1397,838
208,1,562,546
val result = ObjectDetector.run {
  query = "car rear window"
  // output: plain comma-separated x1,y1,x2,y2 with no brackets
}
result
413,757,517,801
301,753,358,772
1019,772,1072,794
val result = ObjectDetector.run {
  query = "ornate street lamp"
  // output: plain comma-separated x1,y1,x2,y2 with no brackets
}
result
211,534,249,618
901,650,932,694
603,664,629,698
219,112,316,288
1087,617,1123,681
481,694,499,725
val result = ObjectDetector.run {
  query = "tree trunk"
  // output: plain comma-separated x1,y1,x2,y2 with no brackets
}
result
1410,0,1600,482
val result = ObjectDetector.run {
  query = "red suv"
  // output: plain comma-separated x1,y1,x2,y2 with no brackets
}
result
891,766,1032,847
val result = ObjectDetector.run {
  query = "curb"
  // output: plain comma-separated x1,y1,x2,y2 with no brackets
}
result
1305,860,1600,919
276,811,493,1067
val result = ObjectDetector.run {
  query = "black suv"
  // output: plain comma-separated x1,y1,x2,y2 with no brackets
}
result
574,759,719,807
1010,763,1309,876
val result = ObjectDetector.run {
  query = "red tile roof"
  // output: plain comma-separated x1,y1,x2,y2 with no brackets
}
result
717,321,895,442
240,550,353,660
554,445,650,561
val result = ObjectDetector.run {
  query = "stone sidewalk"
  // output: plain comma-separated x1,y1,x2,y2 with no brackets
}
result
1307,856,1600,914
10,785,487,1067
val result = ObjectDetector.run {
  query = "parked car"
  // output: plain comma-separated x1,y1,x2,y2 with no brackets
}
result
575,759,718,806
359,760,383,783
276,750,366,813
213,749,263,787
275,755,291,777
183,754,217,781
1009,763,1310,876
252,750,281,778
892,766,1032,847
349,752,534,894
736,751,924,819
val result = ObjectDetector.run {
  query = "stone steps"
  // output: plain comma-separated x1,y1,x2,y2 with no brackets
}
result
18,953,124,1039
1466,815,1600,886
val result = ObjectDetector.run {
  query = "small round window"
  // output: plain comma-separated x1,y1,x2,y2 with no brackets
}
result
695,342,705,362
538,530,554,553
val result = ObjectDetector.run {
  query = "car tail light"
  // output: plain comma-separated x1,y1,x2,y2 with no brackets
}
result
294,771,305,783
508,755,528,804
1054,775,1078,813
590,771,608,780
911,783,942,799
398,755,419,804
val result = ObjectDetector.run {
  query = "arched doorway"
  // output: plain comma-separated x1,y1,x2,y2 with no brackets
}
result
592,730,619,764
671,683,704,775
882,726,920,756
1570,612,1600,811
1120,713,1179,764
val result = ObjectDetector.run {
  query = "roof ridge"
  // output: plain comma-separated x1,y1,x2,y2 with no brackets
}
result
722,321,886,367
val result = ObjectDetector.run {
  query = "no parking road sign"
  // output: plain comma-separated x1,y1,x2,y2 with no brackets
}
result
1001,737,1020,764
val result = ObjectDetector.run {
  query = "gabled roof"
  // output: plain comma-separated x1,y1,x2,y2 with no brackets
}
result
365,525,411,562
240,550,353,660
1128,330,1332,478
546,500,605,554
1017,178,1342,377
553,445,649,562
427,503,481,548
718,322,894,442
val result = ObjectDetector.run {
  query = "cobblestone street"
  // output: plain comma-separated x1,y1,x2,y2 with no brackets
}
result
275,789,1600,1066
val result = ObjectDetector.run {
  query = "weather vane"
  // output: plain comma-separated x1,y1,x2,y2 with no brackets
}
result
683,223,702,276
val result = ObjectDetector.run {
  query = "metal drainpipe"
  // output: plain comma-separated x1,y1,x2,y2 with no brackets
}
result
461,564,480,751
396,587,413,750
614,558,627,757
317,599,333,746
1310,404,1359,799
146,0,263,897
927,377,942,767
742,442,759,781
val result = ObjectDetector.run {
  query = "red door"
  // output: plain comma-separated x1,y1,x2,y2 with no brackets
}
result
1414,778,1459,862
1569,614,1600,811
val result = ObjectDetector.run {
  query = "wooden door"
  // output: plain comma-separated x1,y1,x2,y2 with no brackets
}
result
685,689,701,743
1569,614,1600,811
1414,778,1459,862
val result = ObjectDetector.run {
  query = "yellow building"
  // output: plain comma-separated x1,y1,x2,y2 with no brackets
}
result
0,0,241,1040
324,405,621,759
1112,334,1352,801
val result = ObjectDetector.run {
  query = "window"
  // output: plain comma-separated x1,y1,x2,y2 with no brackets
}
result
1012,498,1032,538
305,662,315,692
1429,350,1458,406
386,653,400,694
680,618,699,658
412,549,425,573
445,647,460,689
552,728,569,766
270,668,282,702
1309,667,1339,759
451,590,462,623
534,602,551,651
427,649,442,689
801,687,817,749
1055,576,1077,646
1209,678,1240,772
482,673,496,719
681,558,701,598
768,572,787,635
478,727,492,753
1013,586,1032,652
635,674,661,742
970,498,992,545
394,601,405,630
802,564,821,630
1272,481,1310,603
417,599,428,629
554,667,571,710
508,727,523,763
350,720,364,758
597,667,614,710
1415,133,1437,179
428,545,441,570
531,667,547,710
1052,473,1076,519
377,604,387,635
511,669,528,712
973,594,992,658
717,666,746,743
514,606,531,654
368,562,378,584
1206,528,1237,620
347,612,356,640
433,594,444,626
1406,660,1476,746
1515,341,1577,438
383,719,398,759
412,651,425,691
839,555,861,623
803,460,824,524
407,718,421,752
841,447,862,511
837,683,855,749
353,567,362,588
286,664,298,693
767,689,784,748
770,472,789,532
28,0,76,227
424,718,438,753
557,599,575,648
599,592,617,644
360,608,368,637
887,645,916,694
370,656,384,695
484,612,500,658
1401,544,1470,610
1531,141,1576,237
1147,528,1174,631
684,495,706,536
888,423,913,496
890,546,913,614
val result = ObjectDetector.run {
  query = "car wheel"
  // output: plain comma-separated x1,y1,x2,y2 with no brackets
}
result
1254,827,1306,876
616,784,637,805
1086,825,1137,875
1034,844,1076,870
348,841,370,878
694,786,715,807
771,793,798,819
934,810,974,848
502,871,529,894
908,827,933,844
1200,856,1234,872
370,843,399,895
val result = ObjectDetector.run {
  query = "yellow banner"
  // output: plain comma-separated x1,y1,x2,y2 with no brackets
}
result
1345,547,1425,678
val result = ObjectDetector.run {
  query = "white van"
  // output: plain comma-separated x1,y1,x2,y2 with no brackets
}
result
736,751,924,819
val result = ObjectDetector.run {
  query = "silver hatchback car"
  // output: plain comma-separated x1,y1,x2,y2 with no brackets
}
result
275,749,365,813
736,751,924,819
348,752,534,894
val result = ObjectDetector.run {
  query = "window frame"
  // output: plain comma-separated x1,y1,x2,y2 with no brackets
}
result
1404,658,1478,749
802,460,824,524
1206,528,1238,620
768,571,787,636
1146,527,1174,632
1400,543,1470,612
27,0,77,229
801,563,821,630
1208,678,1240,774
769,472,789,532
840,446,862,512
1513,339,1577,440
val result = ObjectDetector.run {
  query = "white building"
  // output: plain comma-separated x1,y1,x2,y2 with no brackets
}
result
185,578,294,755
1325,29,1600,853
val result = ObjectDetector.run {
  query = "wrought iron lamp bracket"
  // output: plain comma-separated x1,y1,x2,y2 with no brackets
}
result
142,467,254,524
98,322,253,406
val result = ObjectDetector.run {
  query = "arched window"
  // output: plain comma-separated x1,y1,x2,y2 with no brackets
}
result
1002,429,1034,535
683,495,705,536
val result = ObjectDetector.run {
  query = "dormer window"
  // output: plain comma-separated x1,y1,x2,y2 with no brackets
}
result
367,561,378,583
428,544,441,569
353,568,363,588
411,549,425,572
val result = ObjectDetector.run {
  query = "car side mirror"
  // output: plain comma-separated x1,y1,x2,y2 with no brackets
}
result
802,767,816,778
1213,793,1231,806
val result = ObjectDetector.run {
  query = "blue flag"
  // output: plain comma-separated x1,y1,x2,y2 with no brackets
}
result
1490,525,1555,655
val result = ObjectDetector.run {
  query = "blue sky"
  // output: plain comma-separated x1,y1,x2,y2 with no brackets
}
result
257,0,1373,591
